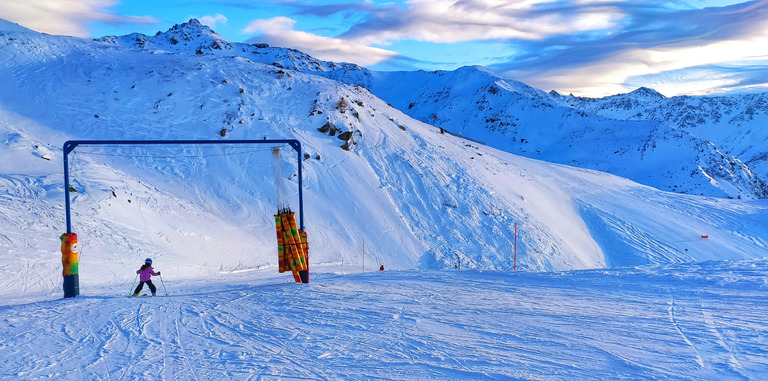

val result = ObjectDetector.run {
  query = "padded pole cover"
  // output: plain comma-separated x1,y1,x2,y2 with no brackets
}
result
60,232,80,297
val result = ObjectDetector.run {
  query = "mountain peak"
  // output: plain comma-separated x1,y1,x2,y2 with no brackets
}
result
628,86,665,100
155,18,232,51
164,18,210,35
97,18,235,53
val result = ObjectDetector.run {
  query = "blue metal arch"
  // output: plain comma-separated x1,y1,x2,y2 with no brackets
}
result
63,139,304,233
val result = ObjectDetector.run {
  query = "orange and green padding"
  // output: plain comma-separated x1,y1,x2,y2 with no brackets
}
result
274,210,309,283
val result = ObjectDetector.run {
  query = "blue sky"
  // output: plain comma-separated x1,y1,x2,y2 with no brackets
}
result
3,0,768,97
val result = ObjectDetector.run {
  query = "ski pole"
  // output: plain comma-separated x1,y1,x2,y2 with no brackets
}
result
129,273,138,296
159,274,168,296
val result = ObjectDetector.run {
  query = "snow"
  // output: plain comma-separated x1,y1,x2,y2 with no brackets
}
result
0,19,32,34
1,19,768,379
556,90,768,189
3,261,768,379
368,67,768,200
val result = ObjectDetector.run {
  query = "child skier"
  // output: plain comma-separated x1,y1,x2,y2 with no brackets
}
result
134,258,161,296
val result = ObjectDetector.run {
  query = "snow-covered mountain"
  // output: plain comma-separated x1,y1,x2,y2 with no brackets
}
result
556,89,768,185
366,68,768,200
1,18,768,298
96,19,374,89
91,19,768,200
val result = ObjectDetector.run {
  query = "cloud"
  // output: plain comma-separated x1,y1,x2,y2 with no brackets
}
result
243,16,398,66
282,0,768,95
198,14,228,30
301,0,624,45
241,0,629,75
486,0,768,96
0,0,158,37
624,60,768,96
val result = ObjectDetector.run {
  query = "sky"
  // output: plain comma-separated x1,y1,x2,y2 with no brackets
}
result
2,0,768,97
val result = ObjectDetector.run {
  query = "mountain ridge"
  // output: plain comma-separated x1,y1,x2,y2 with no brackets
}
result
87,17,768,200
557,90,768,181
95,19,374,88
366,68,768,199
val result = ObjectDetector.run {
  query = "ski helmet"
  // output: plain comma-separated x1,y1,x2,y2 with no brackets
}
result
145,258,152,264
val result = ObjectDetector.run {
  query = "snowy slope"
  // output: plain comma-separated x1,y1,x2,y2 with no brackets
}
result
2,260,768,379
558,89,768,183
367,68,768,200
1,20,768,296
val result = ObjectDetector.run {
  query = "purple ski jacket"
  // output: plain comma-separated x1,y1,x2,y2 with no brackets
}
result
137,266,159,282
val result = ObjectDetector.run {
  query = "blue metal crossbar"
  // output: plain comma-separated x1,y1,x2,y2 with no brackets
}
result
63,139,304,233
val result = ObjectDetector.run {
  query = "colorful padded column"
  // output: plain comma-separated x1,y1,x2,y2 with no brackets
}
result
60,232,80,297
274,210,309,283
282,211,307,271
274,214,286,273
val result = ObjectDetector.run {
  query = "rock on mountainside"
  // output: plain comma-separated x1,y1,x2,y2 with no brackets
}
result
367,68,768,199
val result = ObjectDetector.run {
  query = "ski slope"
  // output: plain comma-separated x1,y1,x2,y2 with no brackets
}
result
3,260,768,379
1,19,768,379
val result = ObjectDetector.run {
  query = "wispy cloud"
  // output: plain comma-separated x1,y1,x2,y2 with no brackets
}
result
198,14,228,30
0,0,158,37
626,60,768,96
243,16,398,66
264,0,767,95
4,0,766,96
488,0,768,95
241,0,626,74
302,0,623,45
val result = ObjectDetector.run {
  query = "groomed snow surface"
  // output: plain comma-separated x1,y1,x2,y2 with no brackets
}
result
3,260,768,380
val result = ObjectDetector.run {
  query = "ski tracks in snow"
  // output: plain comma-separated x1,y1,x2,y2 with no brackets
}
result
667,293,759,379
668,296,705,368
3,265,768,380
